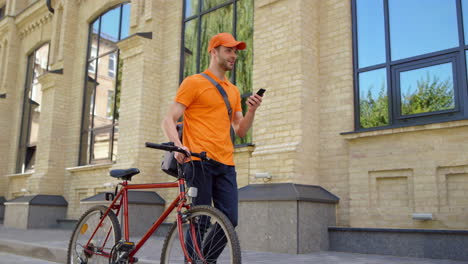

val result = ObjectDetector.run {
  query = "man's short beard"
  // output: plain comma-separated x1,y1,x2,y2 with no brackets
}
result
218,59,232,71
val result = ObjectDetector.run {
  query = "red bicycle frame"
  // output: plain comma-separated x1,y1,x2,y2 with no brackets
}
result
84,177,197,263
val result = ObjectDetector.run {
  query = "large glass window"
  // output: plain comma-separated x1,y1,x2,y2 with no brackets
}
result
353,0,468,130
181,0,254,144
17,43,49,173
79,3,129,165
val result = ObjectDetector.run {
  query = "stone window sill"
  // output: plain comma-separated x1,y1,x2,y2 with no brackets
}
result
6,172,33,178
341,120,468,140
66,163,113,173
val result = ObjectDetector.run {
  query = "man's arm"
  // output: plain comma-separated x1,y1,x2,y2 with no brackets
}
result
161,102,190,163
233,94,262,138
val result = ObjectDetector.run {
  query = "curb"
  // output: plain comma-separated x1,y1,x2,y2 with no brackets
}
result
0,239,65,263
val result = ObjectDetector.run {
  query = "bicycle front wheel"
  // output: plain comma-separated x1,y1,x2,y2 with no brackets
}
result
67,205,121,264
161,205,241,264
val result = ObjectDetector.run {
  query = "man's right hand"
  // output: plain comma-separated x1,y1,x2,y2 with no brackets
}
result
175,145,191,164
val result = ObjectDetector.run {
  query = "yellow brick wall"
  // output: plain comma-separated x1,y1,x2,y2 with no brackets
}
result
345,122,468,229
317,0,354,226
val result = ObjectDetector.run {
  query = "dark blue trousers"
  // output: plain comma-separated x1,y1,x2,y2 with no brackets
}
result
183,161,238,262
184,161,238,226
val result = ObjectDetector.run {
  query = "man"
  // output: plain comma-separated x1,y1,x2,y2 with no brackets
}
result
162,32,262,260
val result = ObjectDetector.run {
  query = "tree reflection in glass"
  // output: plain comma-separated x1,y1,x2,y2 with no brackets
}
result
184,19,199,78
200,4,233,73
359,68,389,128
400,63,455,116
182,0,254,144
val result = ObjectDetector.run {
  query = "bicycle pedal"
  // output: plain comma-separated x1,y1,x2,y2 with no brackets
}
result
117,241,135,250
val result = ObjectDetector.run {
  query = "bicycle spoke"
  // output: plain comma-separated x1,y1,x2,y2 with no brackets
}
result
161,206,240,264
68,206,121,264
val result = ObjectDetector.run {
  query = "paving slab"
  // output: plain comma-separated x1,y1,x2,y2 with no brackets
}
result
0,225,467,264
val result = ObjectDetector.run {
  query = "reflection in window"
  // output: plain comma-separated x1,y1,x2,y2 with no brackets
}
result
464,0,468,44
199,4,233,73
182,0,254,144
107,90,115,119
0,5,5,20
17,43,49,173
359,68,388,128
183,19,198,77
89,47,97,73
356,0,385,68
353,0,466,130
399,63,454,116
202,0,229,11
108,52,116,77
80,3,129,165
185,0,199,18
389,0,458,61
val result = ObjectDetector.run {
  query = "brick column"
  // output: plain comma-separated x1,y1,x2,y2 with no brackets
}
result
250,0,320,184
0,18,21,197
26,71,66,195
115,33,160,183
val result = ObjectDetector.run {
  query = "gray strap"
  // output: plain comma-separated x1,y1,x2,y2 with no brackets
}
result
199,73,233,120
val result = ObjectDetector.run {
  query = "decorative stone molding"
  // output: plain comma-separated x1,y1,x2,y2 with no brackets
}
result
116,32,152,60
18,12,53,39
37,70,64,92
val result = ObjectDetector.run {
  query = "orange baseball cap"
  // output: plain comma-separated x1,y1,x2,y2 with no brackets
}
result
208,32,246,52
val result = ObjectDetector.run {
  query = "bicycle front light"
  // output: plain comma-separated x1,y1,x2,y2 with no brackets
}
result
187,187,198,198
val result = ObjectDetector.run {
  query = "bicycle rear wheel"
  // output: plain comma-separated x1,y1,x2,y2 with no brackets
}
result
161,205,241,264
67,205,121,264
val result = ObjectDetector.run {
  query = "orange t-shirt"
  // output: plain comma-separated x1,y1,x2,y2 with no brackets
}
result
175,70,242,165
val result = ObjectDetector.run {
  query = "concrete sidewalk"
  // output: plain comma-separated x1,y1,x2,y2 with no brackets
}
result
0,225,467,264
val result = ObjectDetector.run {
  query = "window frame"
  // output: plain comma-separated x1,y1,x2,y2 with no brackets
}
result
393,54,461,120
78,3,128,166
351,0,468,131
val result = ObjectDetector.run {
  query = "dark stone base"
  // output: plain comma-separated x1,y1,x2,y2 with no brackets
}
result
329,227,468,261
238,183,339,254
0,196,5,224
4,195,68,229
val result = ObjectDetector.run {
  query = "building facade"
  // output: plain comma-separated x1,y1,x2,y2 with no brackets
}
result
1,0,468,255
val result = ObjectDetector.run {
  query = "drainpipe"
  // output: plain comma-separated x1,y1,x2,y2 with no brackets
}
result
46,0,54,14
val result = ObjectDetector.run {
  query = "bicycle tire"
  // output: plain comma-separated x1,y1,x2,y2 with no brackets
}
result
160,205,241,264
67,205,121,264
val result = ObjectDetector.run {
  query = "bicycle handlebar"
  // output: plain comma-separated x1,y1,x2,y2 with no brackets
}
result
145,142,207,160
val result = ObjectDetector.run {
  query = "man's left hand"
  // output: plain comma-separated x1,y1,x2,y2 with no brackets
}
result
247,94,262,112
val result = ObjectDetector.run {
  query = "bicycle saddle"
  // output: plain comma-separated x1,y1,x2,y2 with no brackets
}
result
109,168,140,181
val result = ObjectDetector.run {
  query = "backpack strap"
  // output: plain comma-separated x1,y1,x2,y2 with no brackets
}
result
199,72,233,121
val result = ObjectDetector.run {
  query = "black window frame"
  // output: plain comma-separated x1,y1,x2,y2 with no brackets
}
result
351,0,468,131
78,2,129,166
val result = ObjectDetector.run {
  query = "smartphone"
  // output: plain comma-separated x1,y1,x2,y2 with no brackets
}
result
256,88,266,97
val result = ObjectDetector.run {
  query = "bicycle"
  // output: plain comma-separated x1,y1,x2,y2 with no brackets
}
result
67,142,241,264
